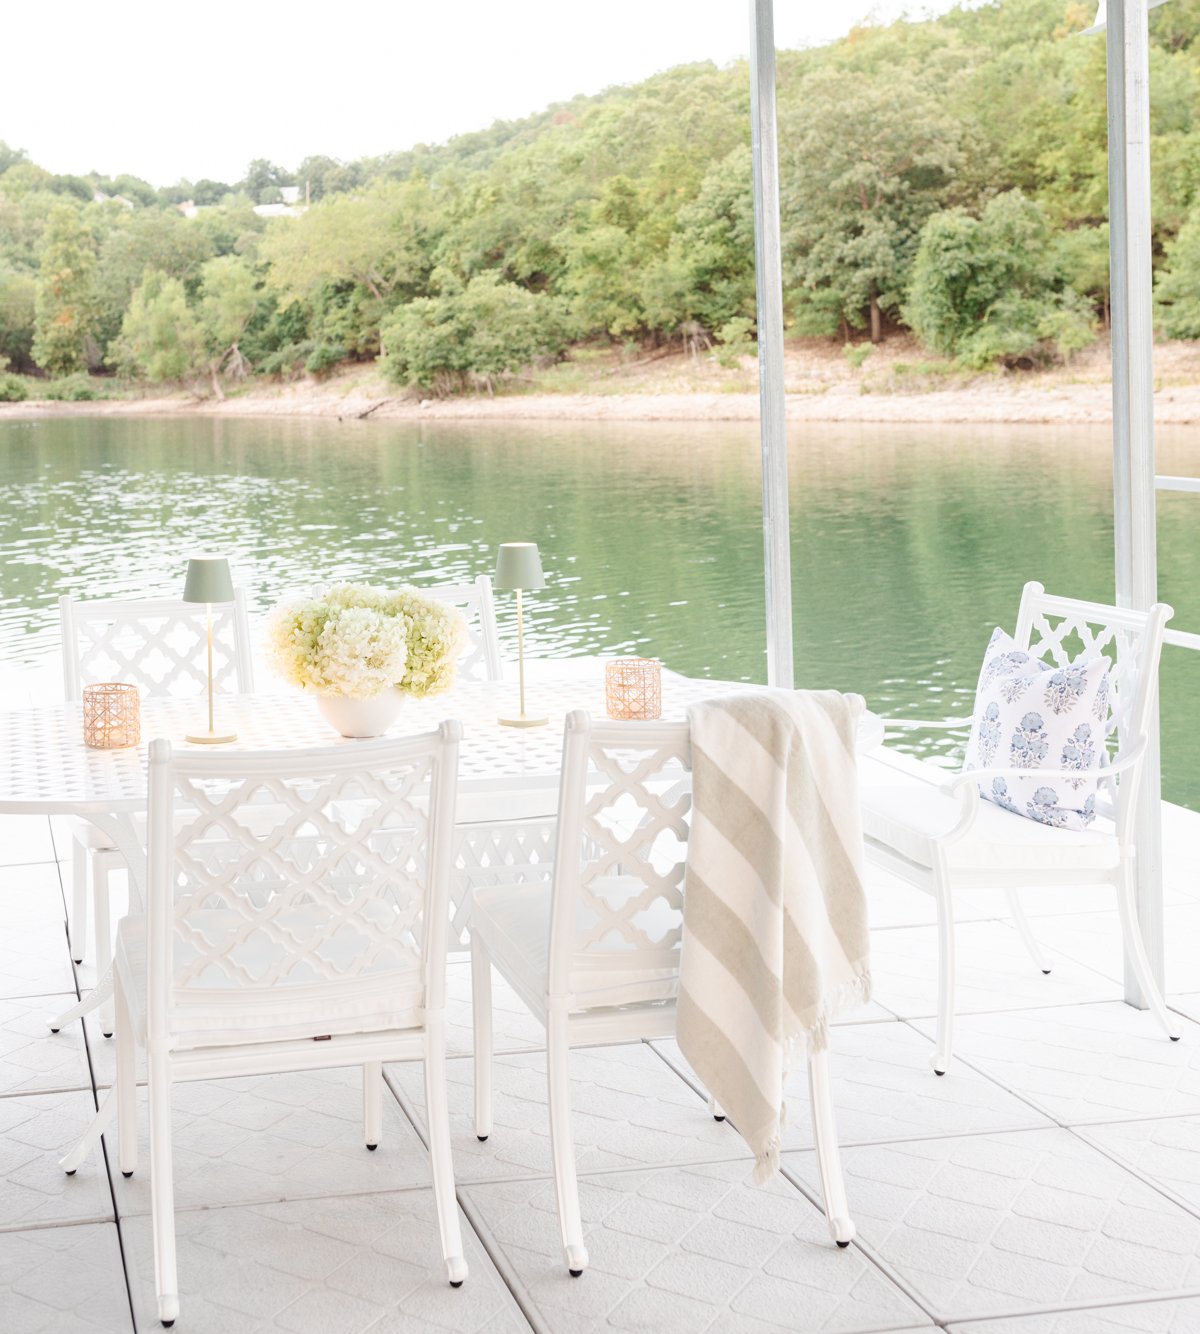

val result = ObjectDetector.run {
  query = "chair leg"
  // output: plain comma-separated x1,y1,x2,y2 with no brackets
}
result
59,1081,118,1174
69,846,87,965
807,1047,855,1247
423,1014,468,1287
546,1004,588,1276
1005,889,1051,974
49,966,112,1034
932,876,956,1075
471,941,493,1141
93,859,114,1038
1116,867,1181,1041
115,976,138,1178
708,1094,726,1122
147,1045,179,1326
363,1062,382,1150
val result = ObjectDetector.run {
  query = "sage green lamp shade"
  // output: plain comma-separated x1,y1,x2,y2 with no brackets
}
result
182,555,235,604
494,542,545,591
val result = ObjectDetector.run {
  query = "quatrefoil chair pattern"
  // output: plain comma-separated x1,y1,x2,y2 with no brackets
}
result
105,725,467,1326
859,582,1178,1076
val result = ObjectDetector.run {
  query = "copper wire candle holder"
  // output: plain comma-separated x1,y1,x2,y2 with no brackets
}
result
605,658,662,720
82,683,141,749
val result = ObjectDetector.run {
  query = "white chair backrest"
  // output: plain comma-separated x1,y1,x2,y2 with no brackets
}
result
1013,581,1172,827
60,591,255,700
547,710,692,1006
145,724,461,1042
426,575,502,682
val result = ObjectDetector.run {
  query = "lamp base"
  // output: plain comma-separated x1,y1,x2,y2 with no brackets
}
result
498,714,548,729
186,730,237,745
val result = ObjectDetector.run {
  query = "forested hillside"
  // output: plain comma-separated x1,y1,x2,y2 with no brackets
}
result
3,0,1200,402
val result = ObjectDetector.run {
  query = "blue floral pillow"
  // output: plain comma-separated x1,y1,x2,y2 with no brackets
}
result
963,628,1111,830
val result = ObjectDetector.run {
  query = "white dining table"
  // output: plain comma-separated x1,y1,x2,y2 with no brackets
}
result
0,657,884,893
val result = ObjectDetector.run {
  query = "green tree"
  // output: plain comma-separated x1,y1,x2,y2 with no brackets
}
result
1155,207,1200,338
31,204,98,376
780,67,969,342
297,155,363,201
239,159,295,204
191,179,232,206
0,266,37,370
0,142,28,177
380,271,568,393
114,270,205,381
905,190,1095,367
643,145,755,336
95,209,215,359
261,179,435,355
198,255,260,397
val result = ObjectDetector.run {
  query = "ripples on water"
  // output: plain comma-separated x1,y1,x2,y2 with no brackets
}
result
2,414,1199,806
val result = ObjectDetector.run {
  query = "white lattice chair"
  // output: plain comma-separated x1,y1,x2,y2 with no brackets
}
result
860,582,1178,1075
96,725,466,1326
427,574,503,682
55,593,254,1037
469,710,856,1276
428,574,564,944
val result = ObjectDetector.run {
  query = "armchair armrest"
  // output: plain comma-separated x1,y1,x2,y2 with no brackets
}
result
944,737,1146,797
881,716,973,732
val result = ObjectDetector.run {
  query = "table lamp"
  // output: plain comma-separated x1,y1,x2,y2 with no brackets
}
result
182,555,237,744
494,542,547,728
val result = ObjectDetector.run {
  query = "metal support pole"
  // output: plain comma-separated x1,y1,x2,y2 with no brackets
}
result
749,0,794,689
1107,0,1164,1006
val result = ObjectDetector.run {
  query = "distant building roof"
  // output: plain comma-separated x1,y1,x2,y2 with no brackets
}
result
252,202,305,218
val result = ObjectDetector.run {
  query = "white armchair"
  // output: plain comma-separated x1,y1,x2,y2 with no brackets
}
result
860,582,1178,1075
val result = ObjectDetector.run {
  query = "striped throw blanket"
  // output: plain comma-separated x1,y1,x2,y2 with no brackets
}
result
677,689,871,1183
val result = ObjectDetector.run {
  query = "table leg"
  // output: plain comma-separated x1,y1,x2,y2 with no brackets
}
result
55,810,146,1170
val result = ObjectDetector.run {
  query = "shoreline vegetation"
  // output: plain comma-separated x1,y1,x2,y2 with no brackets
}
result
7,336,1200,426
3,3,1200,415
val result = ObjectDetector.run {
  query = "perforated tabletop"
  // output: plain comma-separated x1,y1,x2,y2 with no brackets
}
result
0,660,882,817
0,662,717,815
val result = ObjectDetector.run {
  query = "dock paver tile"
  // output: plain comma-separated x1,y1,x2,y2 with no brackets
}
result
121,1189,530,1333
0,1089,112,1230
463,1159,930,1334
909,1004,1200,1124
0,1222,131,1332
787,1128,1200,1324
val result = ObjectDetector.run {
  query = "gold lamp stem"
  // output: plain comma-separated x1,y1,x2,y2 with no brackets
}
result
187,601,236,744
499,582,547,728
206,603,215,734
516,587,526,717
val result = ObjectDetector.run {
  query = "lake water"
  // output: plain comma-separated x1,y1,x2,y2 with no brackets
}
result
3,414,1199,806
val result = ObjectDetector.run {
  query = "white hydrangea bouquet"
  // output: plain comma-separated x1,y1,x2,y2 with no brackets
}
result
267,583,468,705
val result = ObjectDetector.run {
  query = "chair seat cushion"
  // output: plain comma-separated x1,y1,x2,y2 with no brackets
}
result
116,916,425,1049
860,754,1119,873
472,877,680,1013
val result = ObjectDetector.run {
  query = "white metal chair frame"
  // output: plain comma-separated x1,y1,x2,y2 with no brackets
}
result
93,725,466,1326
862,581,1178,1075
55,592,254,1037
428,574,503,683
470,710,856,1277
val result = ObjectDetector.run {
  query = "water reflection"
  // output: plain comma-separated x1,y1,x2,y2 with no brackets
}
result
2,414,1198,806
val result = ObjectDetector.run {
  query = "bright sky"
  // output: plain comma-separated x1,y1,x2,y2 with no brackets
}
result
1,1,960,187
